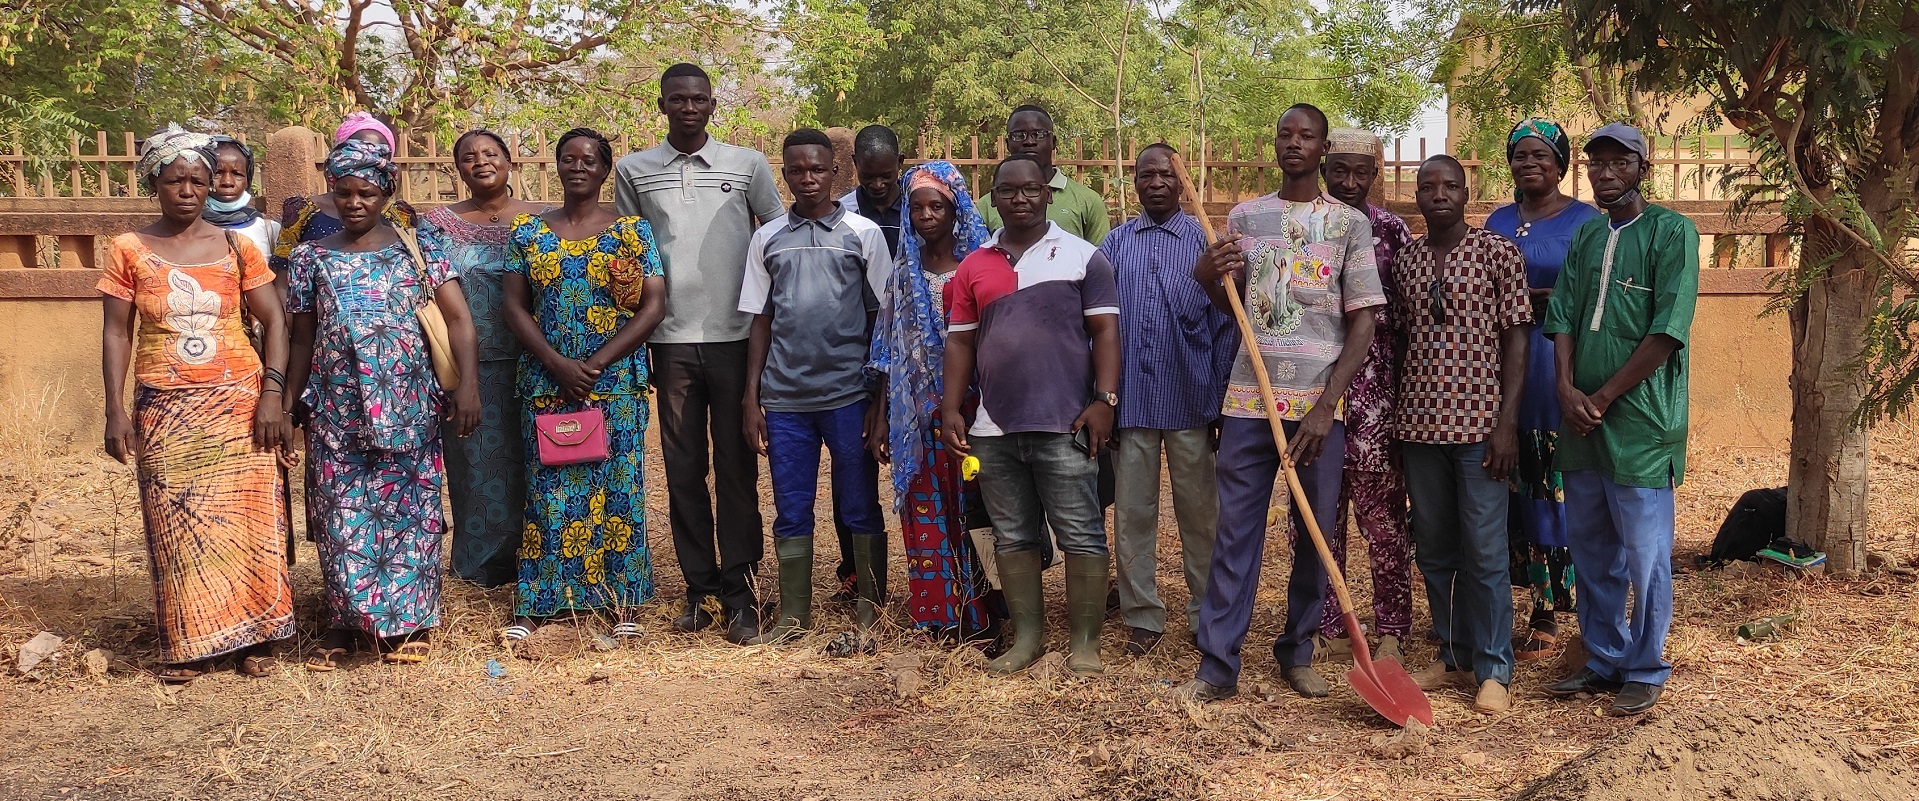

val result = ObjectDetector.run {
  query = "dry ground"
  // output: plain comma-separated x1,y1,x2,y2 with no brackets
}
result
2,391,1917,800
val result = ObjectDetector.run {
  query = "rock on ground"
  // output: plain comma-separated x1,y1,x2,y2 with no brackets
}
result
1511,706,1919,801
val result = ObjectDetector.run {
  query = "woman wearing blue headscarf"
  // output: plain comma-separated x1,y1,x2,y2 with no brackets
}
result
1485,117,1604,662
868,160,996,641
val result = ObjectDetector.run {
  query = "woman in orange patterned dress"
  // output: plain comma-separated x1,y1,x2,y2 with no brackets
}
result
99,126,295,683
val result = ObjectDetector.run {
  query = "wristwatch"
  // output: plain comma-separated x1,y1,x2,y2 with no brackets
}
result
1092,390,1119,407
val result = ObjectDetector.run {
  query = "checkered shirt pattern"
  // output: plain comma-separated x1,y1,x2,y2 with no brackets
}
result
1392,227,1532,444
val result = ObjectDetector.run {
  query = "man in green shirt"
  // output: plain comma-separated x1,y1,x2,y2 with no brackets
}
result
1539,123,1699,717
977,105,1112,243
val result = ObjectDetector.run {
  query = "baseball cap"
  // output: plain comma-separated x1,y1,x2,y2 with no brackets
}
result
1584,122,1648,161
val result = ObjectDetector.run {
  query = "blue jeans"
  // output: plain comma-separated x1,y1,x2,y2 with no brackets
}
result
1403,440,1514,686
1564,470,1675,686
1196,416,1343,685
969,432,1107,557
766,399,883,543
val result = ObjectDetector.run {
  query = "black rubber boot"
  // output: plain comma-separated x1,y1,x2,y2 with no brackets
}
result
750,536,814,645
1064,553,1109,676
985,549,1045,675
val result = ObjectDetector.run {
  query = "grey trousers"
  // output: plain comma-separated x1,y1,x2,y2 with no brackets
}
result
1112,427,1218,634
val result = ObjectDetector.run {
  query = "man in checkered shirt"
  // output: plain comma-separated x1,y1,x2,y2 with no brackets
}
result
1392,155,1533,715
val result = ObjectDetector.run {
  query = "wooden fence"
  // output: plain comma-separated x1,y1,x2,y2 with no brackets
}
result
3,129,1766,207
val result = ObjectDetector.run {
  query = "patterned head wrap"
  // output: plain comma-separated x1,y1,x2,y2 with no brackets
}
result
907,169,955,203
1327,127,1381,159
1507,117,1571,171
137,124,216,188
324,139,398,195
868,160,991,505
333,111,395,147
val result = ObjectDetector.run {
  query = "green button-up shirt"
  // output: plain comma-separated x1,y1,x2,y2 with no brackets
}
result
1540,204,1699,488
977,168,1112,244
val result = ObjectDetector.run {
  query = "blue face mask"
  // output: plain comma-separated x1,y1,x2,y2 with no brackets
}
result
205,192,252,213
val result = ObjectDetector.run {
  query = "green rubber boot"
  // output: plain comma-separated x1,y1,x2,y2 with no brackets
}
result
750,536,814,645
986,549,1046,675
852,533,886,636
1064,552,1109,676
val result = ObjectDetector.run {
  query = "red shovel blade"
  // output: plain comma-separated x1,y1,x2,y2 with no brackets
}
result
1340,612,1435,727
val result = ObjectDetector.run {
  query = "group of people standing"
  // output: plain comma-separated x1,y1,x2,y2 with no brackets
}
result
102,63,1695,719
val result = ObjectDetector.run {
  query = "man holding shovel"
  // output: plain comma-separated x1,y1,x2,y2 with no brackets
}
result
1178,104,1385,701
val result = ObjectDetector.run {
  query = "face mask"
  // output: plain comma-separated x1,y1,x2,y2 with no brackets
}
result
1599,186,1642,210
205,192,253,213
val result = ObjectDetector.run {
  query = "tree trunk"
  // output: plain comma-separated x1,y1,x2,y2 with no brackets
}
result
1784,221,1873,574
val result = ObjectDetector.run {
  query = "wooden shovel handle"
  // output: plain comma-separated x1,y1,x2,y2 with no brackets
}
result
1167,151,1364,624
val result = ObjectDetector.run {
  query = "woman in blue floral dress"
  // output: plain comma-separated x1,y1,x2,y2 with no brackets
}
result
500,129,666,642
286,140,483,669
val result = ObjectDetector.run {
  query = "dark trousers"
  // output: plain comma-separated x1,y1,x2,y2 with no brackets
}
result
651,341,763,612
1196,416,1343,687
1403,440,1515,685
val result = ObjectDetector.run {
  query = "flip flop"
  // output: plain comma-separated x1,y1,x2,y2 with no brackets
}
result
499,624,533,645
382,641,431,665
611,621,645,640
304,647,346,672
1516,628,1559,661
156,665,204,684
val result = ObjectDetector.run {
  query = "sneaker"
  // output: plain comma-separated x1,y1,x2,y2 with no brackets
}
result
1474,679,1512,714
1282,665,1331,698
1410,661,1474,691
1374,634,1405,664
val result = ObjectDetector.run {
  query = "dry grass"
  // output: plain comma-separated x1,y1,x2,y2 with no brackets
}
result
1,400,1915,800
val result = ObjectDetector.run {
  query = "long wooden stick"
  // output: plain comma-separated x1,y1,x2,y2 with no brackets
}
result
1169,152,1365,628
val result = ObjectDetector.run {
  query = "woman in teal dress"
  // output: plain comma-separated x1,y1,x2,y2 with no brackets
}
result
1484,117,1604,661
499,129,666,642
421,130,545,588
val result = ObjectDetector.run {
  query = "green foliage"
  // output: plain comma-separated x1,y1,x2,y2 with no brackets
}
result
787,0,1440,149
1566,1,1919,422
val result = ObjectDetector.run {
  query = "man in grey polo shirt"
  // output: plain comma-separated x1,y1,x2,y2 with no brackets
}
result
615,62,785,644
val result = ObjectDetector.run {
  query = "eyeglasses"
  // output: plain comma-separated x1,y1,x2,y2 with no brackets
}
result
1583,156,1641,174
992,184,1048,200
1007,130,1053,144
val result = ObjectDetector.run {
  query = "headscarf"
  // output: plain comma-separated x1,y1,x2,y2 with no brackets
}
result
1327,127,1381,159
1506,117,1571,171
324,139,398,195
202,136,260,227
333,111,396,147
137,124,215,189
868,160,991,506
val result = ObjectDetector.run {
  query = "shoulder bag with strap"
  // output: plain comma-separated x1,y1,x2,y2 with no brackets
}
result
394,225,461,393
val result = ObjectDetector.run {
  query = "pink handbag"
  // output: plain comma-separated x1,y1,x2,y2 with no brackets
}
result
533,408,609,466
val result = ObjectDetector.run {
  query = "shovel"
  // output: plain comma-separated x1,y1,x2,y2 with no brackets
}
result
1169,152,1434,728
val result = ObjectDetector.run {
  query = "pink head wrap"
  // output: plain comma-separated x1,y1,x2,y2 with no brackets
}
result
907,170,954,202
333,112,395,147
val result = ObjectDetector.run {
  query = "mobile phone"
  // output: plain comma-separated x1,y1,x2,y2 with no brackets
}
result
1072,426,1092,454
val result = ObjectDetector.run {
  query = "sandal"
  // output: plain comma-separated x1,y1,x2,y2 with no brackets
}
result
499,624,533,645
156,664,205,684
304,647,346,672
1516,628,1559,661
611,621,645,640
382,640,431,665
824,631,875,659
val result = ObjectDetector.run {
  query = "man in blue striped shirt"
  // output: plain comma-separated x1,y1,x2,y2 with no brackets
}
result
1101,144,1237,656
